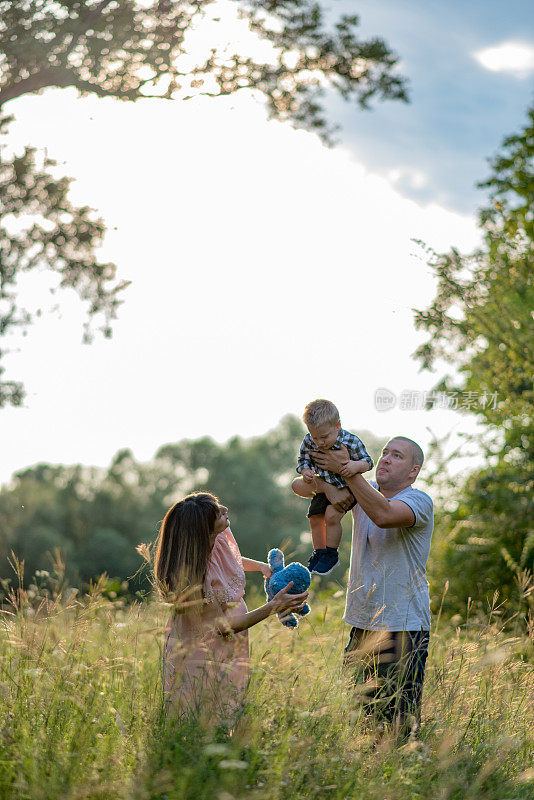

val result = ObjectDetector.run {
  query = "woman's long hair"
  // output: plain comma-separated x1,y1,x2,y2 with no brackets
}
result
154,492,220,609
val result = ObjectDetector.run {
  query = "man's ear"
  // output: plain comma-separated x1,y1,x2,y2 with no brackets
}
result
410,463,421,481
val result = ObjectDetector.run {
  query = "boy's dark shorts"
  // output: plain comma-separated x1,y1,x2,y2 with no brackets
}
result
307,491,357,518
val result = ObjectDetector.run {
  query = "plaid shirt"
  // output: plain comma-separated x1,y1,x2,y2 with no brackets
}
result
297,429,373,489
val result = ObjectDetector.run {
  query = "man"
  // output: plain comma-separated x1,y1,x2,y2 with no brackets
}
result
293,436,433,737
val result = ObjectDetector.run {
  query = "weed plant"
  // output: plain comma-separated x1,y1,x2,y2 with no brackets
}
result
0,561,532,800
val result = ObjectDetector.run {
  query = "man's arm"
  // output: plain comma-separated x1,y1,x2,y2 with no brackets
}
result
343,474,415,529
308,447,415,528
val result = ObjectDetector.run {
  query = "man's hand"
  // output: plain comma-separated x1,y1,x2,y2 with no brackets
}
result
323,484,354,513
307,444,350,474
300,467,315,484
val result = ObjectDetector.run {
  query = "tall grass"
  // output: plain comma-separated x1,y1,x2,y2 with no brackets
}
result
0,567,532,800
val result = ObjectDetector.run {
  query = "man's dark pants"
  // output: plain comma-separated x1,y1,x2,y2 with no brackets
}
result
343,627,430,736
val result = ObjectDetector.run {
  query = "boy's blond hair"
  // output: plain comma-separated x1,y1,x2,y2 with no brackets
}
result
303,399,340,429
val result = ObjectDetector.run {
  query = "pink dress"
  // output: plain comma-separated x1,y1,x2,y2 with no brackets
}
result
162,528,249,722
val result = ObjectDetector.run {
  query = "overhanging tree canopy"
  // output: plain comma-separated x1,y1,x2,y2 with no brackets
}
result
0,0,407,136
0,0,408,406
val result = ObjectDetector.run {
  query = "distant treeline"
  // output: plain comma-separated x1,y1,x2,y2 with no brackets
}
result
1,398,532,619
0,415,385,595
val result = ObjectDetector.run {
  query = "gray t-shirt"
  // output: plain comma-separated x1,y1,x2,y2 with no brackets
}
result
343,482,434,631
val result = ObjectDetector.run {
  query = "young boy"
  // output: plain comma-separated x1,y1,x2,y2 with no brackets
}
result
293,399,373,575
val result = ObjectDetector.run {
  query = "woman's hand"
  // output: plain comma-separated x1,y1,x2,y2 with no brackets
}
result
242,557,273,578
220,582,309,634
258,561,272,579
268,582,309,615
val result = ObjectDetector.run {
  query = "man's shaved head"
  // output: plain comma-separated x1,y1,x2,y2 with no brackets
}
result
390,436,424,468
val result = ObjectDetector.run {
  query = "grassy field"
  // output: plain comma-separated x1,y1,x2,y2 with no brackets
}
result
0,571,533,800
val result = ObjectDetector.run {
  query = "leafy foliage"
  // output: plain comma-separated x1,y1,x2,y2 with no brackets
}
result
0,415,385,589
0,1,408,405
414,106,534,615
0,457,161,587
0,0,408,139
0,114,126,405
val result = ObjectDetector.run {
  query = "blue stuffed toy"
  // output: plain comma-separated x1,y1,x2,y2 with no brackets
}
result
265,548,311,628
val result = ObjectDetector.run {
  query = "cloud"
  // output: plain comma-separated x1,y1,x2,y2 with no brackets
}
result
473,41,534,78
386,167,428,191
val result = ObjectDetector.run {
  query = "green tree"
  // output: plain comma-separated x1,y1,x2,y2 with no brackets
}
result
414,106,534,616
0,456,166,590
155,416,386,562
0,0,408,405
0,1,407,136
0,417,387,590
0,116,126,406
154,414,308,561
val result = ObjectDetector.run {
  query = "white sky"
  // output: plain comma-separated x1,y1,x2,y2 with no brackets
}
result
0,81,484,487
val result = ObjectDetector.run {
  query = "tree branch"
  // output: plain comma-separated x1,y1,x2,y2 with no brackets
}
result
0,73,53,109
0,67,151,108
60,0,116,62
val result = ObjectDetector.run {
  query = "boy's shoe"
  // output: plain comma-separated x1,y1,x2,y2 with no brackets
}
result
307,549,324,572
312,548,339,576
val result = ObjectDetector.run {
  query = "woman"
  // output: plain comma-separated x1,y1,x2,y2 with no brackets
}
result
155,492,308,724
